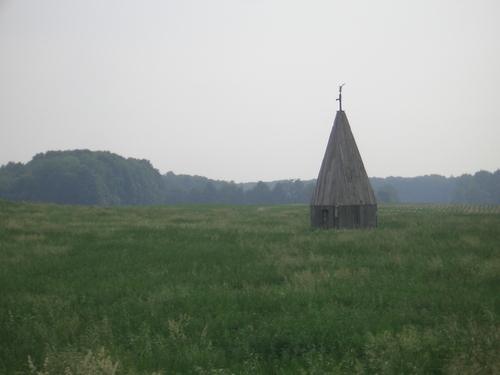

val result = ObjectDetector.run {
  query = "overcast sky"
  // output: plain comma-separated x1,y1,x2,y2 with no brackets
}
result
1,1,499,182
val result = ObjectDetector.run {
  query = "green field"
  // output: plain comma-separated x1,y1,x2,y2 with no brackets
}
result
1,201,499,374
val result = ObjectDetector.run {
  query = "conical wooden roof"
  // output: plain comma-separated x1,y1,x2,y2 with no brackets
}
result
311,110,376,206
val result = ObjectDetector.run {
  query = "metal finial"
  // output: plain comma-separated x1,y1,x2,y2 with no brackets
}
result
336,83,345,111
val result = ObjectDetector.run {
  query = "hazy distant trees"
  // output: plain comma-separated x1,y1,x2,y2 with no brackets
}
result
451,170,500,205
165,171,500,205
376,184,399,203
369,171,499,205
163,172,316,205
1,150,498,206
0,150,165,205
218,182,245,204
246,181,272,204
371,174,455,203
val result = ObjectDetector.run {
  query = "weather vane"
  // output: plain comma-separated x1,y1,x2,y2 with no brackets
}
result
336,83,345,111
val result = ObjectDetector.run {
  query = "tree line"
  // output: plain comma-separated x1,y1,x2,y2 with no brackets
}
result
371,171,500,205
0,150,498,206
164,172,315,204
0,150,315,206
0,150,165,206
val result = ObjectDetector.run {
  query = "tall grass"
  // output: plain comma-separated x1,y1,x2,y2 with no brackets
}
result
1,200,499,374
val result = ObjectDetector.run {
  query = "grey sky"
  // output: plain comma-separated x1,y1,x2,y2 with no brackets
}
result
1,1,499,182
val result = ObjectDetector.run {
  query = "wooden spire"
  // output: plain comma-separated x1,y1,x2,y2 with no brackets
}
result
310,110,376,206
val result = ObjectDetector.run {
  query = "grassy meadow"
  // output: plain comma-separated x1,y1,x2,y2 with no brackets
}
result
1,200,500,374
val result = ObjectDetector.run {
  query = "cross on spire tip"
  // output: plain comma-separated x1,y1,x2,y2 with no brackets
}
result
336,83,345,111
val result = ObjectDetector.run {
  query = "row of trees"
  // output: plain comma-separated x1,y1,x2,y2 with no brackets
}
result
0,150,498,206
164,172,315,204
371,170,500,205
371,174,455,203
166,171,500,205
451,170,500,205
0,151,316,206
0,150,165,206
